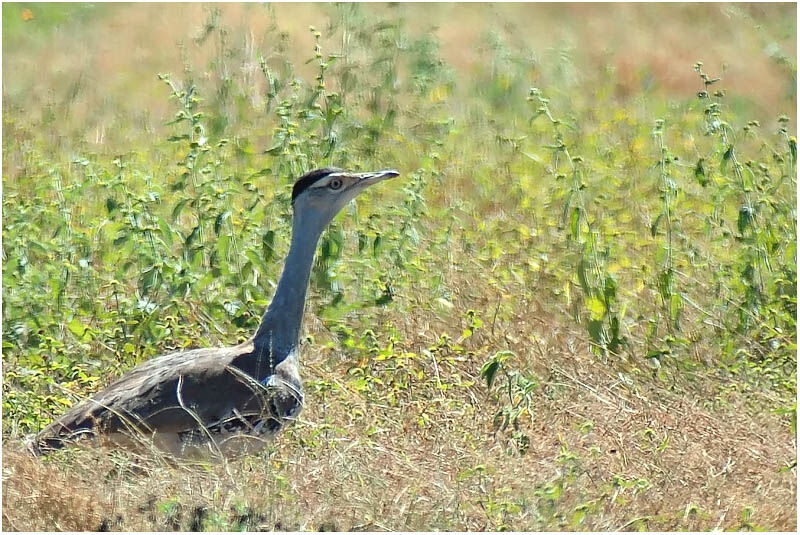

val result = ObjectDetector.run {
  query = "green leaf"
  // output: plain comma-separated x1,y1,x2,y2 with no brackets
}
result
171,198,190,222
577,257,592,298
569,206,581,240
587,319,605,345
240,260,255,281
608,315,624,353
522,151,544,164
262,230,276,263
586,296,606,320
651,213,664,237
185,225,201,247
561,190,574,225
214,210,231,236
670,293,683,326
216,234,230,262
249,168,272,179
67,318,91,341
375,288,393,306
603,275,617,306
113,230,129,247
105,197,119,214
658,269,673,301
646,349,670,360
480,351,515,389
480,360,500,389
140,266,161,296
157,218,174,248
264,141,283,155
694,158,708,187
721,144,733,174
245,249,268,273
737,206,753,234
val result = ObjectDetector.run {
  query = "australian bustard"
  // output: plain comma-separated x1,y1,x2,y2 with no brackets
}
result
30,168,400,458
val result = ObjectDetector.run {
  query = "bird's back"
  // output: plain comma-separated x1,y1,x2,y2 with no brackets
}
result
30,340,304,458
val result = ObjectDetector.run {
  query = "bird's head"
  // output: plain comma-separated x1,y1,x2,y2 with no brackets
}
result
290,168,400,231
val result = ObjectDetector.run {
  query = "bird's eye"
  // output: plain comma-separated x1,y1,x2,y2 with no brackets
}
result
329,178,343,190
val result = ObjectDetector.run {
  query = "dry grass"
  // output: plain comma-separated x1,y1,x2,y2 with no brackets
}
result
4,307,796,531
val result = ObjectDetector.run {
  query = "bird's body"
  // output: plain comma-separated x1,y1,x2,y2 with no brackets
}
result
30,168,399,458
32,341,302,457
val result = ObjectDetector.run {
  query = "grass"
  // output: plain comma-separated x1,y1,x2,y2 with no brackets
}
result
2,2,797,531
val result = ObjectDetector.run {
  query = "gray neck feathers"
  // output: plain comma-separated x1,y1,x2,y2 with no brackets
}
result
253,207,326,359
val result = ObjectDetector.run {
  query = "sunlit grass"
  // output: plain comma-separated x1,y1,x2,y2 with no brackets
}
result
2,2,796,531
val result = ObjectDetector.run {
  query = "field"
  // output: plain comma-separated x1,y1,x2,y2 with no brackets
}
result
2,2,797,531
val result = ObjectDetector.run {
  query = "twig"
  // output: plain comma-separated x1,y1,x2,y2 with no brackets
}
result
615,516,650,531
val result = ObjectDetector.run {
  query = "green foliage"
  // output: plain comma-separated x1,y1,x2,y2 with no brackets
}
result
688,63,797,384
2,0,795,475
527,87,626,356
481,349,539,455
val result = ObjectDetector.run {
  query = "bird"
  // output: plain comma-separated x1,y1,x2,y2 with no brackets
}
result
29,167,400,458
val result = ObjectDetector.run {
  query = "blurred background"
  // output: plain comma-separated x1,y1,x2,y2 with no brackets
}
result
3,2,796,154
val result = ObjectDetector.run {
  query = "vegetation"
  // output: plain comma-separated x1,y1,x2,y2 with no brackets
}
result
2,3,796,531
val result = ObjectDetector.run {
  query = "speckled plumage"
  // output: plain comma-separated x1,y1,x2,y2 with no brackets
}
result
31,340,304,457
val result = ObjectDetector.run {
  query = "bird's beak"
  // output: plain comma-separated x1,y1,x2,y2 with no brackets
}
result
352,169,400,188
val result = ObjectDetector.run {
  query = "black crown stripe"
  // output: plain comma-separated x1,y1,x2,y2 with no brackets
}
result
291,168,342,203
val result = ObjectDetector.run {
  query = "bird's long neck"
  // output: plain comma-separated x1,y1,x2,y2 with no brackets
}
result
253,210,324,357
